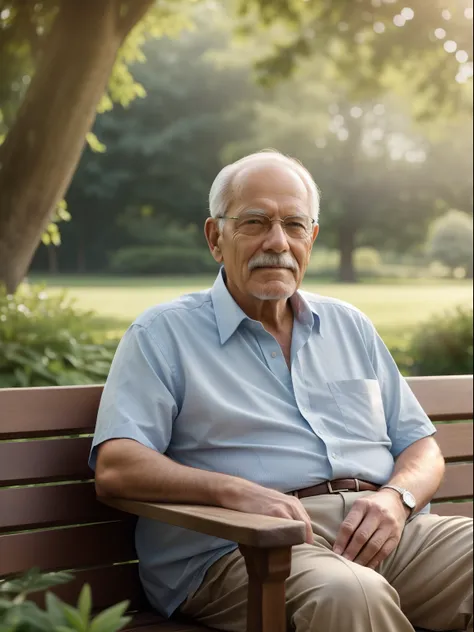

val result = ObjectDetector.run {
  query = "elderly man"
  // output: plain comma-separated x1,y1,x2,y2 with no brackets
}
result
90,150,473,632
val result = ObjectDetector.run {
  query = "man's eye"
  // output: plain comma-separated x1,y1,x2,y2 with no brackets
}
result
243,218,265,225
287,220,306,229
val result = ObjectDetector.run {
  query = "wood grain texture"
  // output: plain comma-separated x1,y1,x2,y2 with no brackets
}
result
0,384,102,438
431,501,473,518
408,375,473,421
0,520,137,575
433,463,473,502
101,498,306,548
434,422,474,462
28,563,146,612
240,545,292,632
0,482,127,532
0,437,93,484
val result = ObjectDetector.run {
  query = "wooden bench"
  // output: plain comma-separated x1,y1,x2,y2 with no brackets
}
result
0,375,472,632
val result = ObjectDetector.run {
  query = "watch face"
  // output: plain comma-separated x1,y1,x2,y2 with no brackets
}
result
402,490,416,509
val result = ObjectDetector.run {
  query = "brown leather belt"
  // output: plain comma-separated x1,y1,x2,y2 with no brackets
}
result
289,478,380,499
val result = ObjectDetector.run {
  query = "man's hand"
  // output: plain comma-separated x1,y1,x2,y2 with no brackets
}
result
333,489,409,569
221,479,314,545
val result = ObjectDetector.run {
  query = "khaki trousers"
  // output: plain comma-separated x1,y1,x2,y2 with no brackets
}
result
180,492,473,632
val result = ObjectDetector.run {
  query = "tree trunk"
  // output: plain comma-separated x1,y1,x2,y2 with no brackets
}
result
338,224,357,283
0,0,153,293
48,246,58,275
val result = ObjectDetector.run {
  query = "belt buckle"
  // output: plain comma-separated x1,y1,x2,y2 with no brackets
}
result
327,481,353,494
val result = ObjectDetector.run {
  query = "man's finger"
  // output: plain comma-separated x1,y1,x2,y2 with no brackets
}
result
339,517,381,562
290,503,313,544
333,503,367,555
353,527,389,566
366,536,399,570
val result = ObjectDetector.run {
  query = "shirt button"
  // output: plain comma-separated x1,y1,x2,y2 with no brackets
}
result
271,352,277,358
332,452,338,459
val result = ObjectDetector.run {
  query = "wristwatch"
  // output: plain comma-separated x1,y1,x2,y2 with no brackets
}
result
380,485,416,516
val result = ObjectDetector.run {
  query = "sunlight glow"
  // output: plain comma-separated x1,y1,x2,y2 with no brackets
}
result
350,107,364,118
393,15,406,27
374,21,386,33
465,8,473,19
401,8,415,20
442,9,452,20
456,50,469,63
434,28,447,39
444,40,457,53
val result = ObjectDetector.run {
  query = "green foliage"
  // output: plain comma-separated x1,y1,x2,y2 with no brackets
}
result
407,305,473,376
0,285,117,388
0,568,130,632
42,200,71,247
354,247,382,272
109,246,218,275
243,0,473,117
427,209,474,275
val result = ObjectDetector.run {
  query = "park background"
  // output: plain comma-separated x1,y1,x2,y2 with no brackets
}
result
0,0,473,388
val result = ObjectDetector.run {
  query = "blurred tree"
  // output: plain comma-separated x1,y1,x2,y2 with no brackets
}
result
427,209,474,277
1,0,472,289
52,14,256,273
0,0,191,292
244,0,473,117
224,55,473,281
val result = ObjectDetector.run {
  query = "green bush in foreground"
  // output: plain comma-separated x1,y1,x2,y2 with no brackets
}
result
109,246,218,275
408,305,473,376
0,568,130,631
0,285,117,388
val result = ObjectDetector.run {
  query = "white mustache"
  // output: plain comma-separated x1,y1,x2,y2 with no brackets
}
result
248,253,298,272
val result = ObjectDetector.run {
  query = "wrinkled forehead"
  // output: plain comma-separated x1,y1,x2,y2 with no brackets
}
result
230,159,311,213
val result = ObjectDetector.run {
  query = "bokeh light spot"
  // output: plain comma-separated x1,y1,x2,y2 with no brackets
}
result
401,8,415,20
444,40,457,53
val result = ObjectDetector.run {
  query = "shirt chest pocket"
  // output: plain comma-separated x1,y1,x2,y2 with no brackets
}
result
327,379,387,441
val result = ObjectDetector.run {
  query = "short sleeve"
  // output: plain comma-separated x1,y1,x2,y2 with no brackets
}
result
362,317,437,457
89,324,178,470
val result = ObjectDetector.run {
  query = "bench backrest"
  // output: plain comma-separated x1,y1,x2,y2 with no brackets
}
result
1,375,472,610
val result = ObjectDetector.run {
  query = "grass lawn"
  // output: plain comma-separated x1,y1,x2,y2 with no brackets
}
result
31,274,473,345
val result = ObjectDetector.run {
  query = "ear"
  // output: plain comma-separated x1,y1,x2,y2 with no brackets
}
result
306,224,319,264
204,218,223,263
312,224,320,245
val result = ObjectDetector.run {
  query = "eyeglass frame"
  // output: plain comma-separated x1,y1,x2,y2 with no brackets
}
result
216,211,316,237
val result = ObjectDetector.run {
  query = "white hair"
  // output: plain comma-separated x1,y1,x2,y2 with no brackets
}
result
209,150,321,225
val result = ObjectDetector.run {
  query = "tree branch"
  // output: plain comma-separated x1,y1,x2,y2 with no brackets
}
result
117,0,155,37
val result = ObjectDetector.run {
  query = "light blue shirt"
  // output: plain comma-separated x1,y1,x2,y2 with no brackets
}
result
89,269,436,618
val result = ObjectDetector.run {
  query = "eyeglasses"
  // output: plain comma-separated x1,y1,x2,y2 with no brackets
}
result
218,210,315,239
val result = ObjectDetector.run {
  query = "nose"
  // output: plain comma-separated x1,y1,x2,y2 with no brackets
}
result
261,221,290,253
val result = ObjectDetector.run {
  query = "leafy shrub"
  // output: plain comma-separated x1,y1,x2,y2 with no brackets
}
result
407,305,473,376
109,246,218,275
354,247,382,273
306,248,340,277
427,209,473,276
0,568,130,631
0,285,117,388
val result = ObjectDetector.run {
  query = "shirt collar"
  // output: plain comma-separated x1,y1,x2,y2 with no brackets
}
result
211,267,322,345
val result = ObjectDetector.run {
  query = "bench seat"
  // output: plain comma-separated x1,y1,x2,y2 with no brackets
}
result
0,375,472,632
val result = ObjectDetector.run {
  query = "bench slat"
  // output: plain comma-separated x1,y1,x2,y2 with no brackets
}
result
407,375,473,421
28,563,146,612
0,385,102,439
0,521,137,576
434,422,474,462
433,463,473,502
0,482,126,532
0,437,93,485
431,501,473,519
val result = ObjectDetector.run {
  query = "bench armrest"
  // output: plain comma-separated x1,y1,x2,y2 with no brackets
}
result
99,497,306,548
